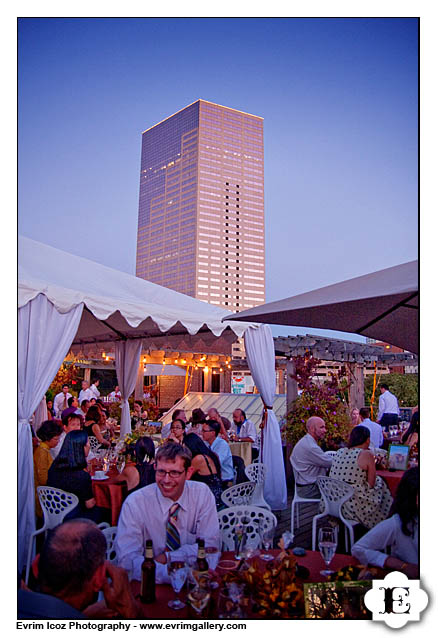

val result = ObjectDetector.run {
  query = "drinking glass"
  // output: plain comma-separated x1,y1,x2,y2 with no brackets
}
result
259,524,275,561
282,530,294,550
188,586,211,614
168,561,189,609
217,583,246,619
318,526,338,577
233,525,246,559
205,532,221,587
116,456,126,474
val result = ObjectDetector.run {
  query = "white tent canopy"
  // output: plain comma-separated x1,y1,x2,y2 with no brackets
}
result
18,236,287,572
19,236,253,342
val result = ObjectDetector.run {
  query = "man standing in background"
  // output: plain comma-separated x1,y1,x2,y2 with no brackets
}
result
53,384,72,419
377,383,399,432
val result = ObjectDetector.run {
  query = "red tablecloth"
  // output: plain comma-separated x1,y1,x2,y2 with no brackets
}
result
131,550,359,619
91,469,127,525
377,469,404,497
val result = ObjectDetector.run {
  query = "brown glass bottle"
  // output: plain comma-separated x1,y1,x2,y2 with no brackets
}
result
140,540,156,603
195,538,209,574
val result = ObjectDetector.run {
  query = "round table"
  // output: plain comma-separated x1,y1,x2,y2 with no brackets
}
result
91,468,127,525
376,469,404,497
130,550,360,619
229,441,252,466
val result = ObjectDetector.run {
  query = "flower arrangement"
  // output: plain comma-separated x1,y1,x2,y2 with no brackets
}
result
285,355,351,449
222,550,305,618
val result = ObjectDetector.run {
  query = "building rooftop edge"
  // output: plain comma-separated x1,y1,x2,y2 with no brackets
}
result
141,99,263,134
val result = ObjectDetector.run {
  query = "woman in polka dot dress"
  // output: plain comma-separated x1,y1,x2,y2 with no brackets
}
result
329,425,393,529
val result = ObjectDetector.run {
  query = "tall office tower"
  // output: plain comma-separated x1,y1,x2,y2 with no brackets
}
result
136,99,265,313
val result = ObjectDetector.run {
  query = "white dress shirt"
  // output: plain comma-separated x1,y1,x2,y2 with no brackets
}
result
211,436,234,481
229,419,258,448
378,390,399,421
357,418,384,450
115,481,220,583
290,433,333,485
90,384,100,399
78,388,94,403
352,514,418,568
53,392,72,418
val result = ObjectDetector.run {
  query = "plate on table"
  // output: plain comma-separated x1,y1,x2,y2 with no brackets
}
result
92,474,109,481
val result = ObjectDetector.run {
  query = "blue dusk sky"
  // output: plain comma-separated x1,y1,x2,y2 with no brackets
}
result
18,17,418,342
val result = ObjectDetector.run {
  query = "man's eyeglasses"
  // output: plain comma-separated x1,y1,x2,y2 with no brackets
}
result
202,428,213,433
155,469,186,478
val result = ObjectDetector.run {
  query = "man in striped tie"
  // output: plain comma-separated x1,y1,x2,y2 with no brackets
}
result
115,443,220,584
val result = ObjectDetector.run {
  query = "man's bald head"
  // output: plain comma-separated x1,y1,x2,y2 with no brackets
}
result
306,416,327,441
38,519,106,599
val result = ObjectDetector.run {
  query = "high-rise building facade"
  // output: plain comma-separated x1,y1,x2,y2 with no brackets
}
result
136,99,265,313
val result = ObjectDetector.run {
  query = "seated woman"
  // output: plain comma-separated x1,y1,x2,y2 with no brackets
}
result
33,420,63,518
114,436,156,494
46,400,55,420
84,405,110,448
47,430,103,523
167,418,186,444
186,408,206,436
350,407,361,429
183,432,223,509
329,425,393,529
402,408,419,449
352,467,419,578
131,400,148,430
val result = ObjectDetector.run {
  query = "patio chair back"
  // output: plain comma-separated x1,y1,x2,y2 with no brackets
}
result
221,481,256,507
244,462,271,510
218,505,277,551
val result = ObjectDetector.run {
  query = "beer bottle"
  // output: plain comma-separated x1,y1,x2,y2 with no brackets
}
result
140,539,156,603
195,538,209,575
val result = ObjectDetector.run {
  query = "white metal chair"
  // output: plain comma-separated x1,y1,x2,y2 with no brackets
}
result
245,461,271,510
221,481,256,507
312,476,360,553
25,487,79,584
88,436,102,452
217,505,277,551
290,465,321,537
102,526,118,563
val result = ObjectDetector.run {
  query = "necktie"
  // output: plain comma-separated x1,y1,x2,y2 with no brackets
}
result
166,503,181,551
63,396,67,409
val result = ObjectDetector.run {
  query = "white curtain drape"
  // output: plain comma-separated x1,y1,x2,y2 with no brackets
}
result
115,341,143,438
244,325,287,510
33,397,48,432
18,294,83,571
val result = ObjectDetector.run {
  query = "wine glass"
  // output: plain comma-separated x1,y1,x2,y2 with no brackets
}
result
205,533,221,589
259,524,275,561
116,456,126,474
282,530,294,549
318,526,338,577
233,524,246,559
168,561,189,609
188,586,211,614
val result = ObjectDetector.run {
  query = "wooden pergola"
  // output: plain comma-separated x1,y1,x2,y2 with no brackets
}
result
273,334,418,412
